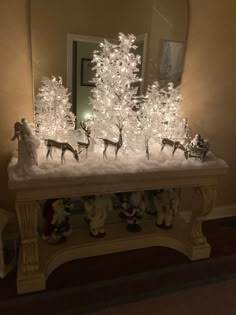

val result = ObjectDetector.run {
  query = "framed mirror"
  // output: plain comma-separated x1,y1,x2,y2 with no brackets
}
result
31,0,188,127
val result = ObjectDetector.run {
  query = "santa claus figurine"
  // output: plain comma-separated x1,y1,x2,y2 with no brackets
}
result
121,192,146,232
42,198,72,244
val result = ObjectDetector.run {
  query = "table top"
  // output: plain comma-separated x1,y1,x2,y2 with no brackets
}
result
8,149,228,201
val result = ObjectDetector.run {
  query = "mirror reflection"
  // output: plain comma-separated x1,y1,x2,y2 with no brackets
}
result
67,33,146,124
31,0,188,128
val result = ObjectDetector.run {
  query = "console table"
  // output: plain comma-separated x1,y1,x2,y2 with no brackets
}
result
8,157,228,294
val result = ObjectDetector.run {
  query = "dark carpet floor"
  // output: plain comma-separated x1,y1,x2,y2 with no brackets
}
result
0,217,236,314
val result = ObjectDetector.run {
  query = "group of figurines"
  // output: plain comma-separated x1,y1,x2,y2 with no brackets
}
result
40,189,180,244
11,118,210,168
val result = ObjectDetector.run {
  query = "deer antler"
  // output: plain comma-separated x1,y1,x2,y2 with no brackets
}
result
115,121,123,131
78,121,91,159
80,121,91,136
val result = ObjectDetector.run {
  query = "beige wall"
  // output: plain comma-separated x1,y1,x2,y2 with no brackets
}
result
0,0,33,211
146,0,188,85
31,0,188,94
182,0,236,205
31,0,153,93
31,0,188,133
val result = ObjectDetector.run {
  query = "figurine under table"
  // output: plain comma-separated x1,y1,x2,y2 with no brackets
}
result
84,195,110,238
121,191,146,232
42,198,72,244
155,189,180,229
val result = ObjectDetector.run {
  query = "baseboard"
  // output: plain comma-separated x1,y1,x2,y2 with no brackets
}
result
181,204,236,223
206,204,236,220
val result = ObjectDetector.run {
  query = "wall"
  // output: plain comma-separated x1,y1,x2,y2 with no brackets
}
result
31,0,153,93
146,0,188,86
31,0,188,92
182,0,236,205
0,0,33,211
31,0,188,131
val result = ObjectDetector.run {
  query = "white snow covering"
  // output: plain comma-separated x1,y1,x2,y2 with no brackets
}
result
8,142,228,183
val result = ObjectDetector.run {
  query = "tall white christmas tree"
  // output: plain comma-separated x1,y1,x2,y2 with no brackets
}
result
34,76,75,142
89,33,142,151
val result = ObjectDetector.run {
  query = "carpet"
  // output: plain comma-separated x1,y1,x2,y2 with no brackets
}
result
85,278,236,315
1,254,236,315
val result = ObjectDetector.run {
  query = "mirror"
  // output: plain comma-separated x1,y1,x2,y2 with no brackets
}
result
31,0,188,127
66,33,147,124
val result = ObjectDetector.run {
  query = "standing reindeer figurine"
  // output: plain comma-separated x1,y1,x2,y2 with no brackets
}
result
77,121,91,158
99,123,123,159
45,139,79,164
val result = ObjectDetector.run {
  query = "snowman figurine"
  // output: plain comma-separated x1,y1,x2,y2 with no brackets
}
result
155,189,179,229
84,195,111,237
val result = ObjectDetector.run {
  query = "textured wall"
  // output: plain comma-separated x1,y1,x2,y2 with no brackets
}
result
0,0,33,210
147,0,188,85
31,0,153,93
31,0,188,93
182,0,236,205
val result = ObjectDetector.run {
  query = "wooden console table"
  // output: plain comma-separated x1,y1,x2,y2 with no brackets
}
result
8,158,228,294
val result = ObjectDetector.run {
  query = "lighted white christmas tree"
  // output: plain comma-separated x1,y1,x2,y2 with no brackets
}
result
34,76,75,142
90,33,141,151
137,81,187,159
160,82,185,141
137,81,163,159
142,81,185,142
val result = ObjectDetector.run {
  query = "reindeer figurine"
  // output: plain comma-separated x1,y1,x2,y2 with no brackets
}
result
45,139,79,164
99,123,123,159
161,138,187,158
77,121,91,158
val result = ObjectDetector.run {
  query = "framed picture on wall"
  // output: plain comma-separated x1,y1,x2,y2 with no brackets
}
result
81,58,95,86
159,40,185,82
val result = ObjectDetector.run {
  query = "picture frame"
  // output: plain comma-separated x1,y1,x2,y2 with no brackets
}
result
159,40,185,82
80,58,95,86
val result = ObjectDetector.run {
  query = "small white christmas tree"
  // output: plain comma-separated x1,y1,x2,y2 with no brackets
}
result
137,82,163,159
90,33,141,151
160,82,185,141
34,76,75,142
137,81,187,159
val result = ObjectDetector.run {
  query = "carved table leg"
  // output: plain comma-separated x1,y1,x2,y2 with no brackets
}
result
16,200,45,294
190,185,216,248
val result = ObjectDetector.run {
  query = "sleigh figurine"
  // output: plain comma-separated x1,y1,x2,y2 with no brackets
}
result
185,134,209,162
161,134,209,162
